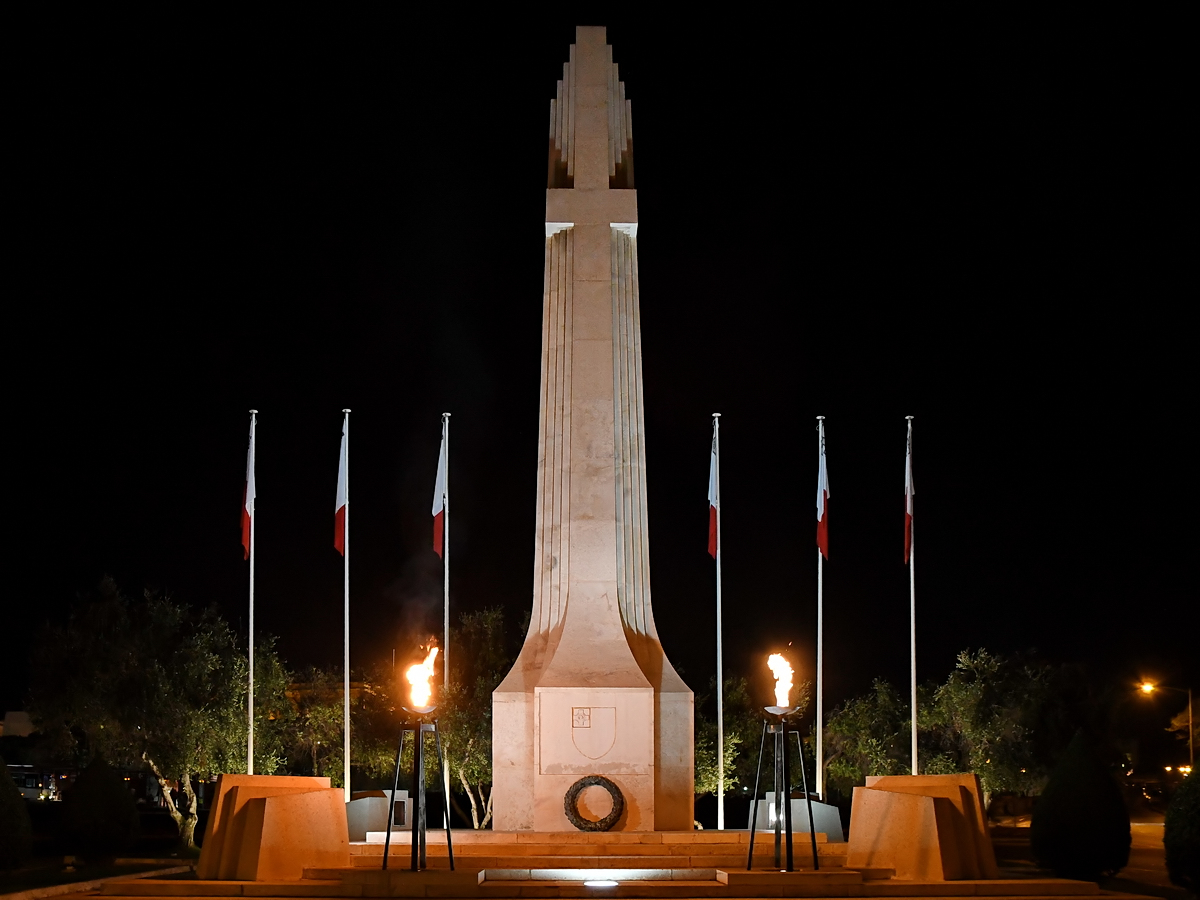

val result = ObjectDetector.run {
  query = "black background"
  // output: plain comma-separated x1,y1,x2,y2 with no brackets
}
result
7,12,1192,768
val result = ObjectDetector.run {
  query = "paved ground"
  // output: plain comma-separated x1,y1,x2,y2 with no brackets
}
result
994,821,1191,900
0,865,191,900
1096,823,1191,900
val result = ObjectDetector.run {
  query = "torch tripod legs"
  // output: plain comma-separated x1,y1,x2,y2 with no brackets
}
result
745,717,820,872
381,721,455,872
793,729,820,871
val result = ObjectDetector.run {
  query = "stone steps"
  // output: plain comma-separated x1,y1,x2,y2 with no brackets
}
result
358,830,829,847
354,842,841,855
347,854,842,869
100,829,1147,899
350,832,847,870
93,871,1134,899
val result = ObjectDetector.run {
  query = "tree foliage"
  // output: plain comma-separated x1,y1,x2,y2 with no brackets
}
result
285,665,349,784
28,578,291,848
62,755,140,864
694,677,752,797
423,608,510,828
0,754,33,870
696,673,813,799
1166,707,1198,756
363,608,513,829
1163,771,1200,892
923,649,1047,795
824,649,1071,798
1030,730,1130,880
825,678,912,794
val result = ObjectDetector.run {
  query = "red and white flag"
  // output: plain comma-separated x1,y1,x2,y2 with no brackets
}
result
334,419,348,555
816,419,829,559
432,419,447,558
242,416,256,560
904,419,915,564
708,426,719,558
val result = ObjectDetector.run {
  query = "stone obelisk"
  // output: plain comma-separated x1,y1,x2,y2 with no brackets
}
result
492,26,693,832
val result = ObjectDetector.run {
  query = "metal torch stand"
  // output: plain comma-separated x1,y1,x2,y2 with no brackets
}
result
381,720,454,872
746,714,820,871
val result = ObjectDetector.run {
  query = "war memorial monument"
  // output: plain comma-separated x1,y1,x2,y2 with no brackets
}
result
490,23,693,835
103,26,1153,900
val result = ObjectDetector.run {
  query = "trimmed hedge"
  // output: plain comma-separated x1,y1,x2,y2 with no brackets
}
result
63,756,140,864
0,755,33,869
1030,730,1130,880
1164,773,1199,892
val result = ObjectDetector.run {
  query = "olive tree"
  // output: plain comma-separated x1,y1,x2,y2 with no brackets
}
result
29,578,290,848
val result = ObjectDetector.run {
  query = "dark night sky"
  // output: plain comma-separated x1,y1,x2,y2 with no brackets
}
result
7,13,1193,767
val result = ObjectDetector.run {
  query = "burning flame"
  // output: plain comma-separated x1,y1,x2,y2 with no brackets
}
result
767,654,793,708
406,646,440,708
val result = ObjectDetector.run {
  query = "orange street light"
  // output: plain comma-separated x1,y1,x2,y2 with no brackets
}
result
1139,681,1194,768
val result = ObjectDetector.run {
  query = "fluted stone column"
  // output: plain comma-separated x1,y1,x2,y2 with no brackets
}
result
492,26,693,833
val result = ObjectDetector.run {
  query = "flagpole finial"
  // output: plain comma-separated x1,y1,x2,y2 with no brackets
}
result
343,408,351,414
905,415,914,421
712,412,721,418
443,411,451,418
816,415,824,421
249,409,258,415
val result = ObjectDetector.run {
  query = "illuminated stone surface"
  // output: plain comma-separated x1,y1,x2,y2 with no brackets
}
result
197,775,349,881
845,774,1000,881
492,25,693,832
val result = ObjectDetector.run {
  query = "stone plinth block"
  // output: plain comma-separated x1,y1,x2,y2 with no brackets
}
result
197,775,346,881
347,792,408,842
846,774,999,881
235,789,350,881
749,796,845,841
865,774,998,878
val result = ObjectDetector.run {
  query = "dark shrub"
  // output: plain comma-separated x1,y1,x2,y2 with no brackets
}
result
63,756,139,864
0,755,33,869
1164,773,1199,892
1030,730,1130,879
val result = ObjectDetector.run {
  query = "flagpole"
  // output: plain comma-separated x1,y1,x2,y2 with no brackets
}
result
247,410,257,776
815,416,824,800
342,408,351,802
442,412,452,807
442,413,451,691
910,536,917,773
906,415,917,776
713,413,724,830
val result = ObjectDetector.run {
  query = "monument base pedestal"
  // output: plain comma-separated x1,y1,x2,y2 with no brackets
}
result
108,830,1138,899
531,686,654,832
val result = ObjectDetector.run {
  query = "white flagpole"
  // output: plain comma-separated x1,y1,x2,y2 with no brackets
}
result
442,413,451,691
712,413,724,830
816,416,824,800
247,410,257,776
342,409,351,802
442,412,452,808
909,536,917,773
910,540,917,773
906,415,917,775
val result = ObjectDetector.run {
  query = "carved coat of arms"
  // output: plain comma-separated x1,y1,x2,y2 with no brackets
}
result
570,706,616,760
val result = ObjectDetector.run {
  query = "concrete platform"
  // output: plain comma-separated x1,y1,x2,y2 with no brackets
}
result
95,868,1149,899
90,878,1157,900
95,829,1158,899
